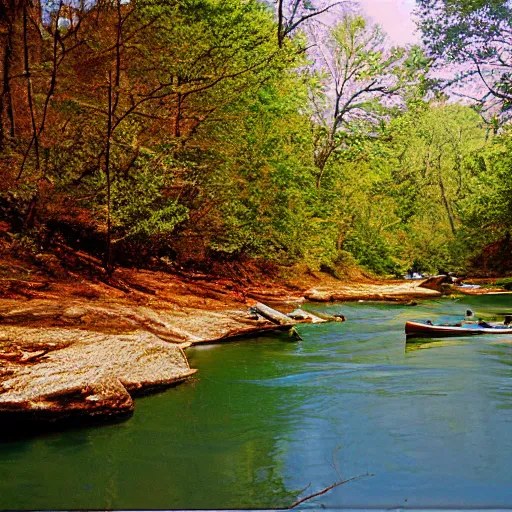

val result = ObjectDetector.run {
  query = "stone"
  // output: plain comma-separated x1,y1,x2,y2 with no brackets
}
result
0,327,196,425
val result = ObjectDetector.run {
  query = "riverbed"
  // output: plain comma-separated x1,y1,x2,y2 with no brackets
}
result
1,294,512,509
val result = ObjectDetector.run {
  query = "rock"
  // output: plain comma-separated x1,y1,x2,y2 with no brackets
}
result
0,301,287,344
287,308,310,321
19,350,47,362
0,328,196,426
304,290,333,302
0,351,21,361
0,296,344,431
62,306,88,319
419,275,453,292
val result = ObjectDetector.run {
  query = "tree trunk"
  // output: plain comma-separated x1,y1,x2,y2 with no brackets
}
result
252,302,296,326
103,0,124,276
277,0,284,48
336,230,344,252
438,171,456,235
105,72,113,276
1,22,16,149
23,4,40,170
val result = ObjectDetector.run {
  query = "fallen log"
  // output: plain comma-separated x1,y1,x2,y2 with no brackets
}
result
251,302,296,326
288,308,327,324
314,310,346,322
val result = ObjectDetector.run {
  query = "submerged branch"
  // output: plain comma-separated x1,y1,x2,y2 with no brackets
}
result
286,472,373,509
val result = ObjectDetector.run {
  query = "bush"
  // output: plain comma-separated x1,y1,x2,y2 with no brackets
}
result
343,229,402,276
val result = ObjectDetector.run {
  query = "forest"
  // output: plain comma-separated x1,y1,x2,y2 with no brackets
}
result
1,0,511,278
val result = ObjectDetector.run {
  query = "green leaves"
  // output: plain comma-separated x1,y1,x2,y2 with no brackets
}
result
416,0,512,115
110,166,189,240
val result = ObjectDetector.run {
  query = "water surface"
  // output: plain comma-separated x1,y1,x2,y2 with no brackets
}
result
1,295,512,509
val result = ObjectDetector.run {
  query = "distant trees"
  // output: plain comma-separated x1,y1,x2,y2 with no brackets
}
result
413,0,512,269
0,0,509,277
459,127,512,251
307,13,424,188
416,0,512,117
383,104,487,271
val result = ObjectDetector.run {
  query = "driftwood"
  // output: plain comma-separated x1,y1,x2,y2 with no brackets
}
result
286,473,372,509
288,308,327,324
252,302,296,326
253,303,344,326
308,310,346,322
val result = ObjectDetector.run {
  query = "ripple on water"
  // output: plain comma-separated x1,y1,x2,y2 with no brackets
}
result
2,296,512,509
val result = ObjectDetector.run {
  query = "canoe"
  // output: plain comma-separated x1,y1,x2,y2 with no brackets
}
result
405,320,512,338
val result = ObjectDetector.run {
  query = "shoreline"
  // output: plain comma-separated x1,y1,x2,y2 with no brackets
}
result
0,255,505,432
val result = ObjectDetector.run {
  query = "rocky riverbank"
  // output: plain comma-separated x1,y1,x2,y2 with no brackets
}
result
0,253,445,431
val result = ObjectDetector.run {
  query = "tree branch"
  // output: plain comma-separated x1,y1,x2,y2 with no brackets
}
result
285,2,346,37
286,473,373,509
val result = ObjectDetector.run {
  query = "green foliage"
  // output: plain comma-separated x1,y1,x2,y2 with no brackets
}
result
111,167,189,242
416,0,512,114
495,278,512,291
343,226,402,276
3,0,511,278
459,128,512,240
200,74,318,263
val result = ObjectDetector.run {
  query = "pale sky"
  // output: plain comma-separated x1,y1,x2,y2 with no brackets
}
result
322,0,419,45
359,0,419,45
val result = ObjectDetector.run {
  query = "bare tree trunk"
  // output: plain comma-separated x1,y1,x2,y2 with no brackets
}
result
103,0,124,275
37,1,62,144
315,167,324,189
0,43,5,150
314,145,334,188
175,91,182,137
105,70,113,275
336,230,344,252
18,3,41,179
277,0,284,48
438,170,456,235
1,21,16,149
5,28,15,140
23,3,39,169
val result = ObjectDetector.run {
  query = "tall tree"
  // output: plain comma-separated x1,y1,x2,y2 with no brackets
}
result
274,0,343,47
307,13,416,187
416,0,512,116
0,0,18,150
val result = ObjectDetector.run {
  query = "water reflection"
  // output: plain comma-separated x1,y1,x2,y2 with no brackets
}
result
404,338,470,352
1,296,512,509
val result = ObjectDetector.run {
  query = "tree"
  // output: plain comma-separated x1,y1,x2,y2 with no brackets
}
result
0,0,18,150
416,0,512,117
173,69,318,265
380,103,487,271
311,102,489,275
1,0,308,271
461,127,512,238
273,0,343,48
307,13,419,187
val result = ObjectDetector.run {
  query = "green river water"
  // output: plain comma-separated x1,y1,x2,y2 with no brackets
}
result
1,294,512,509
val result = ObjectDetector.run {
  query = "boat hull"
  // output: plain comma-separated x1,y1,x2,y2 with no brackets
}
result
405,320,512,339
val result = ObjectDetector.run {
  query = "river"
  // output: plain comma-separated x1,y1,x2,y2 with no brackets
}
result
1,294,512,509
